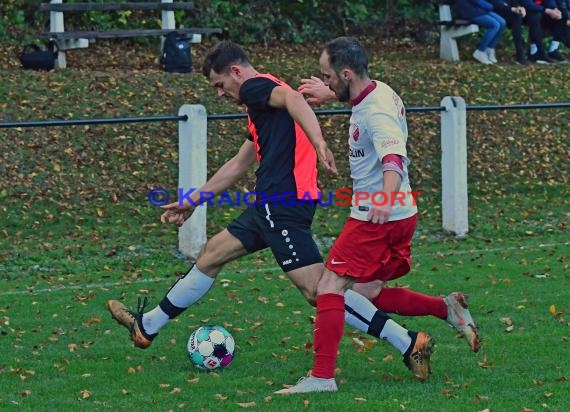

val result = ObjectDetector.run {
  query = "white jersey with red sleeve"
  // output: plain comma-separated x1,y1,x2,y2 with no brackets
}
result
348,81,418,222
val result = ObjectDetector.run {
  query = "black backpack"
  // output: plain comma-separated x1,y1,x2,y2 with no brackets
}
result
160,31,192,73
19,40,59,71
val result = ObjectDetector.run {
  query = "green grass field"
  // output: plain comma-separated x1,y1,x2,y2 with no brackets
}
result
1,39,569,411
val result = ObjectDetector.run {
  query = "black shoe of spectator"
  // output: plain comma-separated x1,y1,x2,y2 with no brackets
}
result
547,50,566,62
529,53,554,64
515,55,529,66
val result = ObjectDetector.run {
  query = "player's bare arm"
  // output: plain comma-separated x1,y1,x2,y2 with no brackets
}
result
161,140,257,226
268,85,337,174
298,76,337,104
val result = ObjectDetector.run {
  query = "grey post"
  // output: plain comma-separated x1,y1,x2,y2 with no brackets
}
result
49,0,67,68
178,105,207,259
161,0,175,30
160,0,174,50
440,96,468,237
438,4,479,61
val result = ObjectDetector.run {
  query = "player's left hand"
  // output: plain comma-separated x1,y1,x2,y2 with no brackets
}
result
367,204,392,224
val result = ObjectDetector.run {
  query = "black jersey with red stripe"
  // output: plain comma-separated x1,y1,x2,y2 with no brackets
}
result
239,73,319,200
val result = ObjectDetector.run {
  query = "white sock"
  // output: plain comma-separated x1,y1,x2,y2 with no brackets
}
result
379,320,412,354
530,44,538,55
549,41,560,53
166,265,215,307
142,265,215,334
142,306,170,335
344,289,375,332
344,289,411,354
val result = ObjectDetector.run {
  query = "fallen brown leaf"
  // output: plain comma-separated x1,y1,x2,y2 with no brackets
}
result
237,402,257,408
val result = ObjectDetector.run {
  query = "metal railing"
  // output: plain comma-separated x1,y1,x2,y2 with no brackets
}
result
2,99,568,259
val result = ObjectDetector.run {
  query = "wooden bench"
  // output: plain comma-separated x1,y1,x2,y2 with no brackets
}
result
38,1,223,69
438,2,479,61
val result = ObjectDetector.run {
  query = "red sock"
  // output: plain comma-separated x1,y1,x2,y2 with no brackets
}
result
372,287,448,319
311,293,345,379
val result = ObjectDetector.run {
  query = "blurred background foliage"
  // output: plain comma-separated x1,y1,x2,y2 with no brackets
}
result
0,0,436,44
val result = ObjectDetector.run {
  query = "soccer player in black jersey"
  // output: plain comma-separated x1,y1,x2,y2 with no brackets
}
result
107,41,432,390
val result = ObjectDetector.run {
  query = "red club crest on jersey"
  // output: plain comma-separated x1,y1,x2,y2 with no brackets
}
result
352,125,360,142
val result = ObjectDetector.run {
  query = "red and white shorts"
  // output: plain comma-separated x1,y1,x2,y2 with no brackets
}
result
325,214,417,283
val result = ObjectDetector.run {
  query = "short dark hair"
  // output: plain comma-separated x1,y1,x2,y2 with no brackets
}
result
201,41,251,77
322,37,368,77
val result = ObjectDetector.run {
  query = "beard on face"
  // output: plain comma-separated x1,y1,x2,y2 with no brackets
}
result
335,78,350,102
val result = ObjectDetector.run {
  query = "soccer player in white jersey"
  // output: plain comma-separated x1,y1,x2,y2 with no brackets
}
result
106,41,435,391
277,37,480,394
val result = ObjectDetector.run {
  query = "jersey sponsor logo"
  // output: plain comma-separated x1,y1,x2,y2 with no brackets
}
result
380,138,400,148
349,147,365,158
392,92,406,119
351,125,360,142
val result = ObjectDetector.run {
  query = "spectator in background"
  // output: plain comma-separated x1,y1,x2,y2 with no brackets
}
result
456,0,507,64
555,0,570,47
487,1,529,64
488,1,558,64
522,0,567,61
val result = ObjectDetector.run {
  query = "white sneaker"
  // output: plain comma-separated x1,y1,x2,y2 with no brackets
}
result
444,292,480,353
486,48,498,63
275,374,338,394
473,49,492,65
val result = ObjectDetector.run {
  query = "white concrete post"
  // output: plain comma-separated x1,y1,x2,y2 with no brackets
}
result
161,0,176,29
50,0,66,69
440,96,468,237
161,0,175,51
178,105,208,260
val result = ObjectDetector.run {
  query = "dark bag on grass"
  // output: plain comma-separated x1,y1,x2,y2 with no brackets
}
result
160,31,192,73
19,41,58,71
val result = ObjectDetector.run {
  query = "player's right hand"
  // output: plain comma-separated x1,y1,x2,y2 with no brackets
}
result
315,142,338,175
160,202,194,226
298,76,335,105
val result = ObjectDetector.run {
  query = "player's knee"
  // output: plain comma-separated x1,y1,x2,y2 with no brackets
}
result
316,269,350,295
352,280,384,300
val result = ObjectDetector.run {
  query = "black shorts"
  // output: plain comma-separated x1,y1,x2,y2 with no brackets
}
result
227,202,323,272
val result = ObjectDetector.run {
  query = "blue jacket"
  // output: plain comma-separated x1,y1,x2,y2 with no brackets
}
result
519,0,558,12
557,0,570,19
487,0,523,13
456,0,495,19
